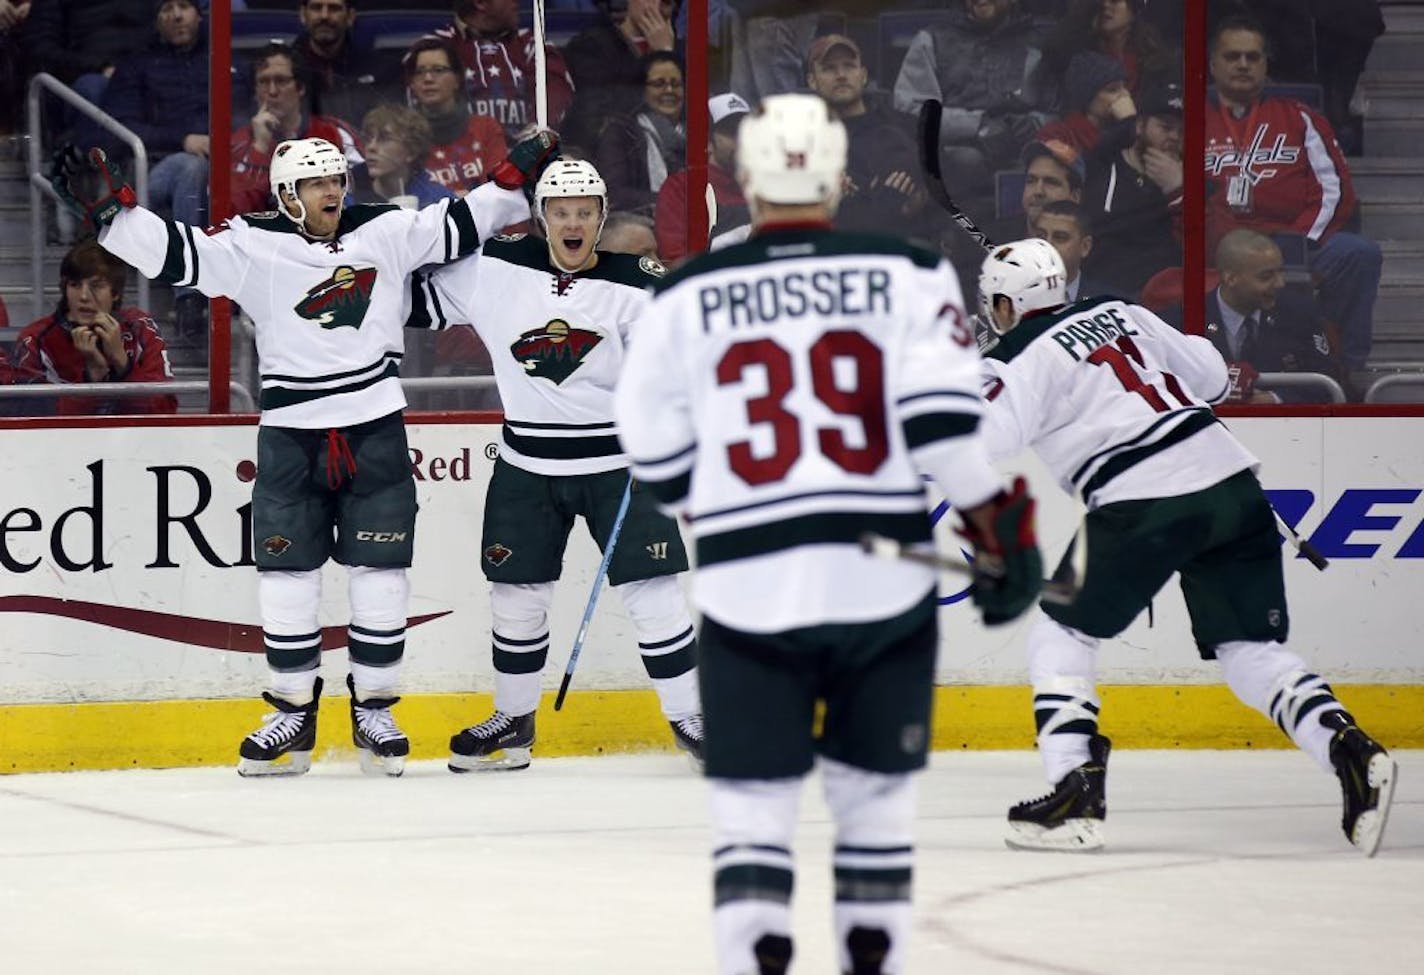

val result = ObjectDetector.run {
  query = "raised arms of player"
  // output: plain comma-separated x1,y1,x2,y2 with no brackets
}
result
388,181,529,274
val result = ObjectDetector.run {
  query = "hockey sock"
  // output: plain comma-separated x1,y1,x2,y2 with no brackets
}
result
347,566,409,700
490,582,555,716
616,576,700,721
1025,616,1102,783
710,777,801,975
260,569,323,704
1216,640,1343,772
823,758,915,975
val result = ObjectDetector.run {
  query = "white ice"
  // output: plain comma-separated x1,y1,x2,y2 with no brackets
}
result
0,749,1418,974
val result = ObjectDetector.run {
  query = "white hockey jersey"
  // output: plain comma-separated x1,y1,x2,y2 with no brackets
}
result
409,235,665,476
614,226,1005,634
98,183,529,428
980,295,1259,509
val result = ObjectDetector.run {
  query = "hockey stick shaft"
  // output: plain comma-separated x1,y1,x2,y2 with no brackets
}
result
859,533,1078,606
1272,507,1329,571
533,0,548,130
554,477,634,711
916,99,995,251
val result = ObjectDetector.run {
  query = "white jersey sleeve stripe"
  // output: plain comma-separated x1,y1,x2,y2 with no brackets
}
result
1299,109,1342,241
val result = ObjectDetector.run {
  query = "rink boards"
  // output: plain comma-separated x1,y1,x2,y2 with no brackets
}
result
0,415,1421,771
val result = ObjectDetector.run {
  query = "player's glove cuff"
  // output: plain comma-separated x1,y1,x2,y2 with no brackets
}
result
490,129,561,203
958,475,1044,626
50,145,137,229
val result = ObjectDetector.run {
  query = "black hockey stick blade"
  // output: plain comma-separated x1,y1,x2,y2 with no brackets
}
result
858,533,1076,605
916,99,994,251
553,671,574,711
1272,507,1329,571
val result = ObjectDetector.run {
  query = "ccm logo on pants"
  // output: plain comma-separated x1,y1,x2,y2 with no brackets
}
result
354,531,409,543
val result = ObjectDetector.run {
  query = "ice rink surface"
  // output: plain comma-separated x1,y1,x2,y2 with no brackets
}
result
0,749,1418,975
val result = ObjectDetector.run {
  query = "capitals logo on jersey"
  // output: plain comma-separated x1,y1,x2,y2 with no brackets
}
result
294,265,378,330
510,318,602,385
1205,124,1301,182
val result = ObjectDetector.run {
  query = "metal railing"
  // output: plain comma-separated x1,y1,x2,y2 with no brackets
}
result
0,381,255,412
1364,373,1424,404
26,73,151,319
1255,372,1348,404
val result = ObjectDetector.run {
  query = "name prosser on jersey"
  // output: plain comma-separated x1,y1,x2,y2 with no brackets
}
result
697,267,892,332
1049,306,1141,360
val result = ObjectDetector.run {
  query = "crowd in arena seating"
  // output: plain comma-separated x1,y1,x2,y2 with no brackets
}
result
0,0,1395,409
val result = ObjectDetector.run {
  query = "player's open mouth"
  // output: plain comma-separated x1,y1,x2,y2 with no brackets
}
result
322,203,339,214
562,236,584,251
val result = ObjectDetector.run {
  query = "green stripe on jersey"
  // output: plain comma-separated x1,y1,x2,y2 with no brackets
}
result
260,360,400,410
697,510,930,567
903,412,979,449
1077,408,1218,499
987,295,1128,364
502,425,623,460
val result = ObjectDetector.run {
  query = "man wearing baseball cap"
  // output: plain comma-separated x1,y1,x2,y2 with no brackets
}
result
805,32,927,237
654,93,751,261
1081,83,1184,297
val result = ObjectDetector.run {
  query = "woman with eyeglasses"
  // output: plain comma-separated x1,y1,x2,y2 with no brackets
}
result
403,35,508,197
593,52,686,217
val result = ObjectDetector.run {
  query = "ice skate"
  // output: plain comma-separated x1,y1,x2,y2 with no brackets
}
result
1005,734,1110,852
669,713,705,772
448,710,535,772
237,677,322,777
347,675,409,777
1322,711,1396,857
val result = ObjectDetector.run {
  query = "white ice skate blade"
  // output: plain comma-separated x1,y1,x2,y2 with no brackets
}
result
358,749,405,778
448,747,532,773
1005,817,1105,853
236,751,313,778
1351,753,1397,857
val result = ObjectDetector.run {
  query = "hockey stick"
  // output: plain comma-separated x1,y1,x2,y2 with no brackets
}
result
859,531,1080,606
554,477,634,711
917,99,995,251
1273,507,1330,571
533,0,548,130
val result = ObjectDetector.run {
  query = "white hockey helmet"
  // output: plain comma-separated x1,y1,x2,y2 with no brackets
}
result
270,137,348,226
977,238,1068,335
534,159,608,226
735,93,847,211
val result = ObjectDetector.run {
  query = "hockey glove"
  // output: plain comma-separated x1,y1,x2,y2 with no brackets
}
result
959,476,1044,626
490,129,561,203
50,145,136,229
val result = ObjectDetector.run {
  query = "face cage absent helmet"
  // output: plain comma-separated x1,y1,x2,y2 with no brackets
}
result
735,93,848,210
270,138,349,227
977,238,1068,335
534,159,610,270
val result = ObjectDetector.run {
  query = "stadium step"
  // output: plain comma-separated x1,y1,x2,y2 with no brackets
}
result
1361,200,1424,239
1350,158,1424,204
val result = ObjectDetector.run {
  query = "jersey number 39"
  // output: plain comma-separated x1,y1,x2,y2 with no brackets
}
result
716,332,889,485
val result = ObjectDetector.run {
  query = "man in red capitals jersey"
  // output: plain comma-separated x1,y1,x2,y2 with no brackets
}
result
1206,15,1381,372
7,239,175,415
232,42,364,214
404,36,508,195
429,0,575,140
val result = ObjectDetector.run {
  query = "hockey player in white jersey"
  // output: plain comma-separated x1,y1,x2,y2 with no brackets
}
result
615,94,1045,975
975,238,1396,856
52,133,560,777
406,158,705,772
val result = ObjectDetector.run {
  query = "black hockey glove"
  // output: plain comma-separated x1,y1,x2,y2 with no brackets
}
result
958,476,1044,626
490,129,561,203
50,145,136,229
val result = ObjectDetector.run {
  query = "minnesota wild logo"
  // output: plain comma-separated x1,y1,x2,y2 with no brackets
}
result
294,265,377,329
510,319,602,385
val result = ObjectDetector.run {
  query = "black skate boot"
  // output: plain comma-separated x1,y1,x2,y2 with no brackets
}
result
752,933,793,975
1005,733,1110,852
845,926,890,974
1322,710,1396,857
669,713,705,772
448,710,535,772
237,677,322,777
347,675,410,777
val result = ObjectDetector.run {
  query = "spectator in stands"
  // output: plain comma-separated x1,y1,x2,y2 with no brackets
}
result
355,104,456,209
1032,200,1109,303
431,0,576,139
654,92,750,262
1037,0,1178,103
725,0,817,104
1206,15,1381,372
1011,138,1084,236
293,0,398,127
404,36,508,196
601,210,660,258
21,0,156,131
5,239,176,415
0,2,31,136
1164,229,1343,404
893,0,1051,197
231,42,364,214
594,52,685,216
564,0,680,152
1035,51,1138,160
805,32,928,238
1081,82,1182,298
